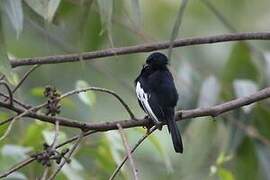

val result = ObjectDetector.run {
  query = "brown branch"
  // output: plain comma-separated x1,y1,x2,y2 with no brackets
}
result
0,87,269,132
109,127,157,180
0,92,32,109
117,124,138,180
10,32,270,68
0,86,269,178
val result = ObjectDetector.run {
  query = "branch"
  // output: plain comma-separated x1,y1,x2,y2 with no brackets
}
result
167,0,188,61
0,81,13,106
117,124,138,180
0,130,97,179
48,131,84,180
0,104,45,141
10,32,270,67
0,158,35,178
109,127,156,180
12,65,40,93
0,87,269,132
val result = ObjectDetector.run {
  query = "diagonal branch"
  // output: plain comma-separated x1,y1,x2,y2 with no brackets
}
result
117,123,138,180
48,131,84,180
12,65,40,93
109,126,157,180
10,32,270,68
0,81,13,106
167,0,188,61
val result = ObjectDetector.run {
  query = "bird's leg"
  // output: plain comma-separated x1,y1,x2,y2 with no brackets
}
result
143,115,163,132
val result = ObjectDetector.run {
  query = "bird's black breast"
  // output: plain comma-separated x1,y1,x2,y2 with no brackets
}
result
148,70,178,108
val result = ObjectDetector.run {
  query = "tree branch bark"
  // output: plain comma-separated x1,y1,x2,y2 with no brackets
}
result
1,87,269,132
10,32,270,68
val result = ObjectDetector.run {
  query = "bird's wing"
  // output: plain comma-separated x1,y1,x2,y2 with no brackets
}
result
136,81,164,123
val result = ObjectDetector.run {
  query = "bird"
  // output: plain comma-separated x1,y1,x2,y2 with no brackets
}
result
135,52,183,153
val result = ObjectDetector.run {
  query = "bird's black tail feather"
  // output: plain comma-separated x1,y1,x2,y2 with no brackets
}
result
166,109,183,153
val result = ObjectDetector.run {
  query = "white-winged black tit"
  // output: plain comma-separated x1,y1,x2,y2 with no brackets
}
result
135,52,183,153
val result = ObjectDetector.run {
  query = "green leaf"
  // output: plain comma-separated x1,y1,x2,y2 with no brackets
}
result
198,75,220,107
216,152,233,165
5,172,27,180
97,0,113,45
24,0,61,22
222,43,258,82
233,79,258,113
104,131,124,167
222,43,259,99
31,87,44,97
75,80,96,106
218,168,235,180
253,104,270,139
20,122,48,149
2,0,23,38
135,128,172,172
62,158,84,180
233,138,259,180
129,0,141,29
0,144,32,173
1,144,32,160
255,142,270,180
0,19,18,85
42,129,67,145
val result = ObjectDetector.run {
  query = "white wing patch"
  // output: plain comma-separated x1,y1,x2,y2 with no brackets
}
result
136,82,160,123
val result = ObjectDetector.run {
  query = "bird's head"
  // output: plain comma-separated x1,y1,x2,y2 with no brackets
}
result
145,52,168,68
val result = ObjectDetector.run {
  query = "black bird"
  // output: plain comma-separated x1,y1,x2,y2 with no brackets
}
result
135,52,183,153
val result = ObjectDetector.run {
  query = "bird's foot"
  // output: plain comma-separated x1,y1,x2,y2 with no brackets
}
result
155,122,163,130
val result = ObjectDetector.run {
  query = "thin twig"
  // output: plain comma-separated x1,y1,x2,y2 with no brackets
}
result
12,65,40,93
0,103,46,141
48,131,84,180
0,116,15,126
109,126,157,180
41,167,49,180
231,120,270,146
201,0,236,32
0,157,35,178
0,92,31,109
10,32,270,67
0,75,5,80
40,120,60,179
0,81,13,106
117,123,138,180
60,87,135,119
167,0,188,61
0,130,97,179
51,120,60,148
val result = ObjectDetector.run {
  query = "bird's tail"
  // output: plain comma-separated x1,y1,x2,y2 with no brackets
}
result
166,109,183,153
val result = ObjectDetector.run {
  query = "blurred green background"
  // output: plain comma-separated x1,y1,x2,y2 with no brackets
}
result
1,0,270,179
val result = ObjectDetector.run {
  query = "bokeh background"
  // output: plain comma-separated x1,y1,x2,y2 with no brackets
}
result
1,0,270,179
